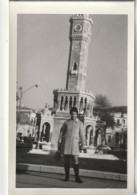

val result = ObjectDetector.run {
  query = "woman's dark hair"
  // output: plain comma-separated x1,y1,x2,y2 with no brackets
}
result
70,107,78,115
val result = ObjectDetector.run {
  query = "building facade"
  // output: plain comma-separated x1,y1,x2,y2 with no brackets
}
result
16,106,36,139
105,112,127,149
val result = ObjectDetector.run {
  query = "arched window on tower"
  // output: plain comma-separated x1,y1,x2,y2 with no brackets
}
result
73,96,77,107
60,96,64,111
79,97,84,113
71,62,78,74
69,96,72,110
64,96,68,111
73,62,77,70
85,98,87,108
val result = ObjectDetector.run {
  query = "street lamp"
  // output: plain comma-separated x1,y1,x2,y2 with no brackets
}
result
17,84,38,107
16,84,38,131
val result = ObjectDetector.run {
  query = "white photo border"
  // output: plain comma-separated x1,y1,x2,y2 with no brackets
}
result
9,1,134,195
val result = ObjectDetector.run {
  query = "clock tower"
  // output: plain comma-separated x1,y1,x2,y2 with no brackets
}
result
53,14,95,116
66,14,93,91
42,15,97,152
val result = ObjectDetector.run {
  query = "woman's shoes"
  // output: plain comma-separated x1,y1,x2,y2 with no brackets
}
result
73,164,83,183
64,163,83,183
75,177,83,183
64,163,70,182
64,176,69,182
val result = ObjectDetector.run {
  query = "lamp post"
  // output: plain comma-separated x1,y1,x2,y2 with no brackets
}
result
16,84,38,132
17,84,38,107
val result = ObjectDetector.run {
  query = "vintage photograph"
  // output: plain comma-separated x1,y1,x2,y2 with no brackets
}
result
9,2,134,195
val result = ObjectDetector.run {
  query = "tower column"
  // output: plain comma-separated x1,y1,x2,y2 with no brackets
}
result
61,96,64,111
57,98,61,111
66,96,69,111
77,98,81,112
69,96,73,110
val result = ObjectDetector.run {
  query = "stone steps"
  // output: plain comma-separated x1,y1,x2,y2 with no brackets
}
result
28,148,119,160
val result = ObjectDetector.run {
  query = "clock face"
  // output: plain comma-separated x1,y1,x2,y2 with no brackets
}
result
74,24,82,32
73,42,80,51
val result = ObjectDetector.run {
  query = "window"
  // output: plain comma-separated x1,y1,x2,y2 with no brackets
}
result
73,62,77,70
117,119,120,126
71,62,78,74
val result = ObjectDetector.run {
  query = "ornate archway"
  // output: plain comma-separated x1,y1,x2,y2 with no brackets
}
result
41,122,51,142
86,125,94,146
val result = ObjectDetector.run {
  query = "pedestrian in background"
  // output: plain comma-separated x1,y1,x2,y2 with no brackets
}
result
58,107,86,183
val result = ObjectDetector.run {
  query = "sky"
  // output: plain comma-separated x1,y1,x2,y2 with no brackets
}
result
17,14,127,110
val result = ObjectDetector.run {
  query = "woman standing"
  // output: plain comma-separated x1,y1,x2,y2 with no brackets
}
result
58,107,86,183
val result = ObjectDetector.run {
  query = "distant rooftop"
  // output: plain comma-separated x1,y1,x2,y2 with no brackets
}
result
96,106,127,114
16,106,36,112
105,106,127,114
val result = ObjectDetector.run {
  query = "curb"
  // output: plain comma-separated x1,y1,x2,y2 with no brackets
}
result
17,163,127,182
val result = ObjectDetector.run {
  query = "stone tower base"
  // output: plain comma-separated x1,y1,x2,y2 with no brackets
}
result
39,114,96,153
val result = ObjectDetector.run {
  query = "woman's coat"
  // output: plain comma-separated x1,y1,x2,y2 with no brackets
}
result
58,118,85,155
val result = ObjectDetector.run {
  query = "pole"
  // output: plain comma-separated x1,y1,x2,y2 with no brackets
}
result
16,84,38,133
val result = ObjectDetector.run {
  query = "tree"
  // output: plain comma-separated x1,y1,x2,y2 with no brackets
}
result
94,94,111,114
97,109,115,145
93,94,115,146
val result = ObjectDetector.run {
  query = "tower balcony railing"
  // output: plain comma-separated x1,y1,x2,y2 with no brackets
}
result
53,88,95,97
